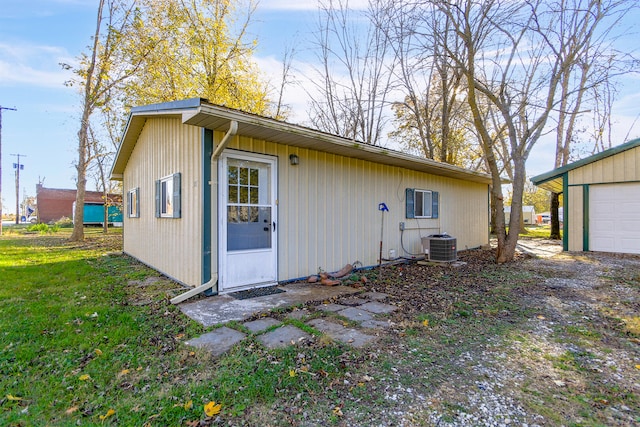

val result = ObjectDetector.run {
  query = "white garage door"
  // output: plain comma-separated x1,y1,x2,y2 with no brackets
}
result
589,183,640,254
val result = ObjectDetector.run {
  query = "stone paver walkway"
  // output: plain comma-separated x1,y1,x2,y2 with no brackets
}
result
185,326,246,357
243,317,281,333
186,291,396,357
258,325,312,349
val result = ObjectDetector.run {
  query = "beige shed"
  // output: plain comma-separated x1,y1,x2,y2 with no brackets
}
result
531,138,640,254
110,98,492,297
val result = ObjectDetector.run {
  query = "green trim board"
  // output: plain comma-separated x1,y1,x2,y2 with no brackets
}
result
202,128,214,288
582,185,589,251
562,173,568,251
567,179,640,187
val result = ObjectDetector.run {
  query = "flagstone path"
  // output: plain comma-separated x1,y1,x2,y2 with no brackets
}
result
185,291,396,356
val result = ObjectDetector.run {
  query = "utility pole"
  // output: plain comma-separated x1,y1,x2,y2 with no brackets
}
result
11,154,25,224
0,105,17,235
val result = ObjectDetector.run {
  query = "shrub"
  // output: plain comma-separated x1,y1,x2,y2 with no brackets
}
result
55,216,73,228
26,223,58,234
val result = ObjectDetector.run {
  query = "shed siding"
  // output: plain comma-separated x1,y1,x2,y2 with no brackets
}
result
567,185,584,252
123,118,203,286
569,145,640,185
222,133,489,281
565,145,640,252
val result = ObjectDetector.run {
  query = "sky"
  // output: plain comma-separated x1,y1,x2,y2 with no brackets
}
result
0,0,639,217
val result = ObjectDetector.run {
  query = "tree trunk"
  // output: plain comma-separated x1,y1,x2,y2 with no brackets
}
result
489,187,497,235
70,120,89,241
70,0,105,242
550,192,560,239
497,156,527,263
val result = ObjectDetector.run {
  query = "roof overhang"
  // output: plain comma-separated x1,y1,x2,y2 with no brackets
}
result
111,98,493,185
531,137,640,193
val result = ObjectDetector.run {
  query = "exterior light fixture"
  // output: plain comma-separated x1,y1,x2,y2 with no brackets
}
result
289,154,299,166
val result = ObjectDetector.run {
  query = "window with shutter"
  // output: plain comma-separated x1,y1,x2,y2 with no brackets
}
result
406,188,439,219
156,173,181,218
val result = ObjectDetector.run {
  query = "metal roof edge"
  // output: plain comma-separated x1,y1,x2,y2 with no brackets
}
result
194,101,493,184
531,137,640,185
110,99,206,179
111,98,493,185
130,97,204,114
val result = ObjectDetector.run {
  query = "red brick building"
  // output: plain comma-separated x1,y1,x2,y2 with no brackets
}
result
35,184,121,224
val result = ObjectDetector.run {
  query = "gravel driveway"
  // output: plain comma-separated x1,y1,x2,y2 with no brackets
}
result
291,244,640,427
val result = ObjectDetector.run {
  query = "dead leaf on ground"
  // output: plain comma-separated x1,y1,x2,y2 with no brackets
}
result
99,408,115,420
204,401,222,417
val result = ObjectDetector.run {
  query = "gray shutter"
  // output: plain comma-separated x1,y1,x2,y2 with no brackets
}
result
432,191,439,219
405,188,415,219
172,173,181,218
135,188,140,217
155,180,160,218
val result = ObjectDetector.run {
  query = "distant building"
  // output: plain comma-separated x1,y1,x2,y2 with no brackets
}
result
504,205,538,225
35,184,121,224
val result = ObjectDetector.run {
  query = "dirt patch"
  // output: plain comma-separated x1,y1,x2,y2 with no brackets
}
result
247,247,640,426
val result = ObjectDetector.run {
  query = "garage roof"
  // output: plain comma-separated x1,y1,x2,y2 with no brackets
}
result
110,98,492,185
531,137,640,193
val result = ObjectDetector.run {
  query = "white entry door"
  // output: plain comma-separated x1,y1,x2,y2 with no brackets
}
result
219,151,278,292
589,183,640,254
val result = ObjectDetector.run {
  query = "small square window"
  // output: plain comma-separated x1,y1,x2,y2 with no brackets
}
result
156,173,181,218
406,188,439,219
127,188,139,218
414,190,432,218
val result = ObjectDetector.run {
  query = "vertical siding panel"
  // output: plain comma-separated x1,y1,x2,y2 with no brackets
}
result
568,186,583,251
627,147,638,180
602,156,614,183
570,166,581,185
613,154,625,182
123,118,202,287
126,120,490,284
627,147,640,181
592,161,602,183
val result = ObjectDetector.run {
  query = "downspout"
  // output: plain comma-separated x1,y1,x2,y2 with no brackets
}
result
170,120,238,304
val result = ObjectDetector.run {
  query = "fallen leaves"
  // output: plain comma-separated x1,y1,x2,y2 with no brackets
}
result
6,394,23,401
204,401,222,417
99,408,115,420
332,405,344,417
78,374,91,381
173,399,193,410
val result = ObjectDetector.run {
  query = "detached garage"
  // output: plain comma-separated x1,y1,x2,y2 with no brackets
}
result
531,138,640,254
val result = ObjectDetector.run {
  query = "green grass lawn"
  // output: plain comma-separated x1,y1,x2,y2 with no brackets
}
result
510,224,562,239
2,227,635,426
0,229,354,426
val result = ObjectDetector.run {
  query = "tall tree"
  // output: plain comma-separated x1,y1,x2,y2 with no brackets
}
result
546,0,634,239
307,0,395,145
64,0,148,241
386,1,478,167
119,0,270,114
432,0,599,262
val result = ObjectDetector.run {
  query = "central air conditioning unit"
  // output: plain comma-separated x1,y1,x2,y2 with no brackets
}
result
421,234,457,262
